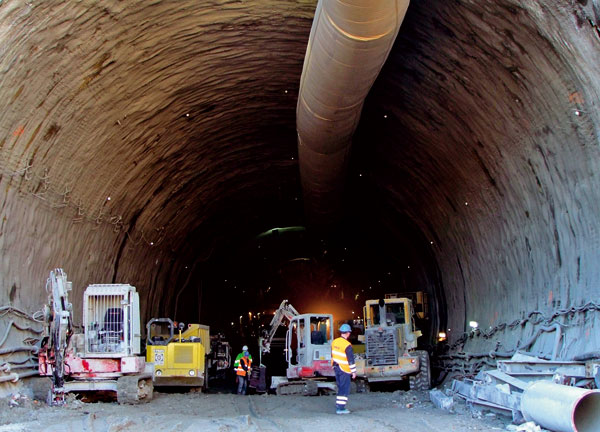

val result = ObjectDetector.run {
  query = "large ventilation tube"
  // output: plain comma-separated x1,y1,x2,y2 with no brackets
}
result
297,0,410,227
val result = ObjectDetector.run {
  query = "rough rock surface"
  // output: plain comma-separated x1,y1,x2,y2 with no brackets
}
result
0,0,599,384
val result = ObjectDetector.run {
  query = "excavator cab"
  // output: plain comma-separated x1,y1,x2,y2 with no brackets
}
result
285,314,334,378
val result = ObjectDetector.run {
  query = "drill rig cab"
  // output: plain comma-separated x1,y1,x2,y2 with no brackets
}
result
38,269,153,405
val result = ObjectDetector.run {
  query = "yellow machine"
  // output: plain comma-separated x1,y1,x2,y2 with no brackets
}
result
354,294,430,390
146,318,210,388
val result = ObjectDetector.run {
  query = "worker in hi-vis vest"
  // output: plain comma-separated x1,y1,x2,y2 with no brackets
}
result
234,346,252,395
331,323,356,414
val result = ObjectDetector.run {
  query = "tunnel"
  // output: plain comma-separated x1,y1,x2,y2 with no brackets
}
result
1,0,600,396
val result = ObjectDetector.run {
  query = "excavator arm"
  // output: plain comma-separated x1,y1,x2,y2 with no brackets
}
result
259,300,299,355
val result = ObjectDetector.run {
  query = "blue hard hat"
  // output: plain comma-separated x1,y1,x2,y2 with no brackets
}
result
339,323,352,333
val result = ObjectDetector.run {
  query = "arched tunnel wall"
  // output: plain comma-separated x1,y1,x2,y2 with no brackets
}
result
1,0,600,393
355,0,600,360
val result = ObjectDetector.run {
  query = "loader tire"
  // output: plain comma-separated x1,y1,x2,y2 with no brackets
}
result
355,379,370,393
117,374,153,404
409,350,431,391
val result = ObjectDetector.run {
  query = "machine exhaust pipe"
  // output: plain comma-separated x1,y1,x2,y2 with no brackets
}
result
521,381,600,432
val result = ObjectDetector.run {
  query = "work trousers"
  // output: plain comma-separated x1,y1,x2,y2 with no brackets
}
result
334,365,350,410
237,375,247,395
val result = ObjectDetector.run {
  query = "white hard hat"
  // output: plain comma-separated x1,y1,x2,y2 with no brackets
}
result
242,345,248,351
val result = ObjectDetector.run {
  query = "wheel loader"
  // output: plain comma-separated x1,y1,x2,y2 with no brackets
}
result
354,294,431,391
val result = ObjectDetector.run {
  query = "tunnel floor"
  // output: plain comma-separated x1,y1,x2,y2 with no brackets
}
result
0,387,509,431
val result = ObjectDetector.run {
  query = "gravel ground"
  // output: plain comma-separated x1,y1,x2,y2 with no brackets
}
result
0,385,511,432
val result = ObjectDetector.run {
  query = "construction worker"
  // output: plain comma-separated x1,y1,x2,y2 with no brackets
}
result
331,323,356,414
234,345,253,371
234,346,252,394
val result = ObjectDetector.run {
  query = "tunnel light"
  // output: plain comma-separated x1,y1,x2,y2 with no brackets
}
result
107,196,111,201
465,202,468,206
383,114,388,119
284,90,288,94
430,241,434,245
186,113,190,117
407,266,411,269
150,242,154,246
351,311,355,315
575,110,581,116
438,332,447,341
231,322,234,326
469,321,479,329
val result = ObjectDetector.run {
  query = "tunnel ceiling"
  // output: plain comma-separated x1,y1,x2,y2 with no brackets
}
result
1,0,600,361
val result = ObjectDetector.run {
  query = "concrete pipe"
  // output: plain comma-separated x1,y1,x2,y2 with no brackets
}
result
297,0,410,227
521,381,600,432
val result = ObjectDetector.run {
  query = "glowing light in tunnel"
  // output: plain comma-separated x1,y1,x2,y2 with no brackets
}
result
469,321,479,329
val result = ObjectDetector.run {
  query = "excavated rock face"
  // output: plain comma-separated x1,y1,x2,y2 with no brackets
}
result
1,0,599,364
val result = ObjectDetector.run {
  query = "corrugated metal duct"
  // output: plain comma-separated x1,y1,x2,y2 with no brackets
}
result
297,0,410,227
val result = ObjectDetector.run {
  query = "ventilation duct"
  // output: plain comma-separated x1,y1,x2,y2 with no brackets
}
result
297,0,410,227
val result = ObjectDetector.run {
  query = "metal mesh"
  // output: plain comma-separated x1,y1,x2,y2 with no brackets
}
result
366,328,397,366
86,293,126,355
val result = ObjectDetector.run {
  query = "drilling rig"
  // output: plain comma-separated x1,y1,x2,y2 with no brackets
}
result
38,269,153,405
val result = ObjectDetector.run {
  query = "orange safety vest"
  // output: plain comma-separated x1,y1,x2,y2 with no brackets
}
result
331,337,352,374
236,356,252,377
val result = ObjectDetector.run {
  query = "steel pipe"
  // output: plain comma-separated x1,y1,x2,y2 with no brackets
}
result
0,369,39,383
521,381,600,432
297,0,410,226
